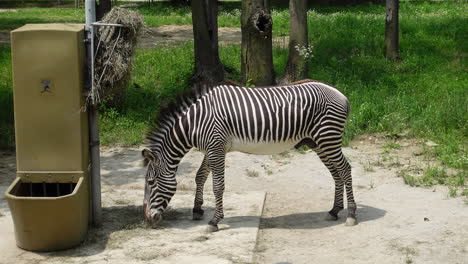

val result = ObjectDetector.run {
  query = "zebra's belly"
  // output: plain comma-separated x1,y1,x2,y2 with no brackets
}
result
229,138,301,155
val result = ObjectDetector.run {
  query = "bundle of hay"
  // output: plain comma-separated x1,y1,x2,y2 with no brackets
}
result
91,7,144,107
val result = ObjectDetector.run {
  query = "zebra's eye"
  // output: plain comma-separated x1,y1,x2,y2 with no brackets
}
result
147,177,156,185
153,160,160,168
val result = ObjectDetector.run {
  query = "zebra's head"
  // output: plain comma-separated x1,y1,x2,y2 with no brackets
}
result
142,147,177,226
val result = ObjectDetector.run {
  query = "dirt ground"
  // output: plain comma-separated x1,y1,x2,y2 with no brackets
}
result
137,25,242,48
137,25,289,49
0,134,467,264
0,148,265,264
0,25,289,49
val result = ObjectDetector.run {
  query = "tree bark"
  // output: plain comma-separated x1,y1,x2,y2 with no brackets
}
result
279,0,309,85
96,0,112,21
384,0,400,61
191,0,224,86
241,0,275,86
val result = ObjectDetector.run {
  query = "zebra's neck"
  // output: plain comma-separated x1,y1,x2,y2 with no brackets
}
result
147,115,193,170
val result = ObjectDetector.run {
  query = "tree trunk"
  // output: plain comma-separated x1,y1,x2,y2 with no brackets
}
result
384,0,400,61
191,0,224,86
241,0,275,86
96,0,112,21
279,0,309,85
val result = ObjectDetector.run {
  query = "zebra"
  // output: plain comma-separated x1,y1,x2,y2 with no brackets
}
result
142,79,357,232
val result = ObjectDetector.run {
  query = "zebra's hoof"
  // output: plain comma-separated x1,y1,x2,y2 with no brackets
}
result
345,217,358,226
325,213,338,221
205,224,219,233
193,213,204,220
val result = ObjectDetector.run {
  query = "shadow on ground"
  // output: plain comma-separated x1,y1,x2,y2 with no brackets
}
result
258,204,386,230
34,203,385,259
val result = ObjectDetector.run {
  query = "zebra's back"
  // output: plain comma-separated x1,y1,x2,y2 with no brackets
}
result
207,81,349,154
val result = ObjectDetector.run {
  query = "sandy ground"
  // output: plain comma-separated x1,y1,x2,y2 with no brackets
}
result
0,148,265,264
0,134,467,264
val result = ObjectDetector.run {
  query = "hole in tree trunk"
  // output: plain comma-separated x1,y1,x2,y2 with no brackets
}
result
253,12,271,33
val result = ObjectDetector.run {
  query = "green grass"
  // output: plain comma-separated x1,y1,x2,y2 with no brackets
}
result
383,141,401,153
0,45,13,148
99,43,194,145
399,167,466,197
0,8,84,30
0,2,466,186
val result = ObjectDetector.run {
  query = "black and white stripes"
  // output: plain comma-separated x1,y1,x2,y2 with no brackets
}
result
142,80,357,231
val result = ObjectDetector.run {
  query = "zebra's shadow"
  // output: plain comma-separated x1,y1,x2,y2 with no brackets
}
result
224,204,386,230
157,204,386,231
261,204,386,230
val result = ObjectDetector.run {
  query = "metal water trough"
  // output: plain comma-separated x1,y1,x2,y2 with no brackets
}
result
6,173,88,251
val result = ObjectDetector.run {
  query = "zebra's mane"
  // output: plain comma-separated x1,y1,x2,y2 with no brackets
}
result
146,81,241,145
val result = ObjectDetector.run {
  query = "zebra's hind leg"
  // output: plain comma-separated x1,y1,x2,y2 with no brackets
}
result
205,148,226,232
315,148,344,221
341,156,357,226
329,149,357,226
193,155,210,220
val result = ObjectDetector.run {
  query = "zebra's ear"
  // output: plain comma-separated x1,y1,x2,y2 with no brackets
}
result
142,148,158,164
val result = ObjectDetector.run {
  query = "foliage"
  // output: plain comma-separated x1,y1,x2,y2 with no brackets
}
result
0,45,13,148
99,43,194,145
398,167,465,195
0,2,466,184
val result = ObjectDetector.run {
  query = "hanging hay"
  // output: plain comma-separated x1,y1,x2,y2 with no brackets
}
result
91,7,144,107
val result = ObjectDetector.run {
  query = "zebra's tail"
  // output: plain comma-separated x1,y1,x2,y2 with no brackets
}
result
344,97,351,120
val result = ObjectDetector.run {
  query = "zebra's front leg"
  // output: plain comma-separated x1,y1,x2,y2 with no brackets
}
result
205,149,226,232
193,155,210,220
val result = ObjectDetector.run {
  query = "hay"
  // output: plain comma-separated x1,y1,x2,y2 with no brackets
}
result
91,7,144,107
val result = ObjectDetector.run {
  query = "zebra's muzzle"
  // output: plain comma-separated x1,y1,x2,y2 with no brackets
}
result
143,203,150,219
144,205,163,228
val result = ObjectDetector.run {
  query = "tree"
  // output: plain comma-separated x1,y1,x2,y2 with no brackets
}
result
384,0,400,61
279,0,309,84
241,0,275,86
96,0,112,21
191,0,224,86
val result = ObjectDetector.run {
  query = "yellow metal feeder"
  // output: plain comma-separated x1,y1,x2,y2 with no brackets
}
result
5,24,90,251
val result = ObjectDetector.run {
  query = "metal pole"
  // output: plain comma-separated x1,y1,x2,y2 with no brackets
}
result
85,0,102,227
85,0,96,29
88,101,102,227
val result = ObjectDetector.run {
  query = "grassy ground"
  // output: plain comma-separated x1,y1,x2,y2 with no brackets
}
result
0,45,13,148
0,8,83,30
0,2,466,189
